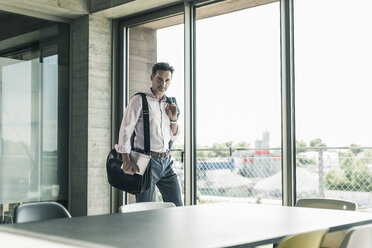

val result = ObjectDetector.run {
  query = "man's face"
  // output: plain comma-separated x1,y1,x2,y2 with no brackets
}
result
151,70,172,96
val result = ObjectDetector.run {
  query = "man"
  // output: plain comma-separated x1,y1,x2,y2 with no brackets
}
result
115,62,183,206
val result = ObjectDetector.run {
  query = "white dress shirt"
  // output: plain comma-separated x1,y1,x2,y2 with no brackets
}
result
115,88,180,154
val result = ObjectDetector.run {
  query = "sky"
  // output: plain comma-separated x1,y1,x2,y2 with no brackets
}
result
157,0,372,148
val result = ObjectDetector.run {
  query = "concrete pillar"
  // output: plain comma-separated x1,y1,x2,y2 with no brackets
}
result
128,26,157,97
70,14,111,216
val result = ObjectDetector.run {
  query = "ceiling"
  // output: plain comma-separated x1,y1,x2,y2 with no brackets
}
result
0,0,183,23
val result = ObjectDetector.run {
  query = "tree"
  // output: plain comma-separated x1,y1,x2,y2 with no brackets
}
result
296,140,308,154
212,142,232,157
196,141,251,158
325,149,372,192
196,145,215,158
340,150,355,171
310,138,326,148
235,141,250,149
350,144,362,155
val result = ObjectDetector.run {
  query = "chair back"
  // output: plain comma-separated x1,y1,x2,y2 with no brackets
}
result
296,198,357,211
14,202,71,224
296,198,358,248
119,202,176,213
277,229,329,248
339,224,372,248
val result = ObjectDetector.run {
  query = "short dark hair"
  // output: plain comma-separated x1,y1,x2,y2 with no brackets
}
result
152,62,174,76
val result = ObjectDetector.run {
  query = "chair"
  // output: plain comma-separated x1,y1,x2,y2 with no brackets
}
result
339,224,372,248
296,198,357,211
276,229,329,248
119,202,176,213
295,198,357,248
13,202,71,224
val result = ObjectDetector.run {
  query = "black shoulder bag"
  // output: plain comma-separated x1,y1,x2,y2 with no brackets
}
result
106,93,151,194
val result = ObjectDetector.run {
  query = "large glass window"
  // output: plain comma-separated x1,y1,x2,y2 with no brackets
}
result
118,0,372,212
195,1,281,205
0,23,69,223
126,14,185,202
294,0,372,211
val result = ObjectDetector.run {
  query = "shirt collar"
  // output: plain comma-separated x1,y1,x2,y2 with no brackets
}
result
146,88,167,102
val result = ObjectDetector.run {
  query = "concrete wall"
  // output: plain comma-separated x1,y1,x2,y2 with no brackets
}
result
70,15,111,216
70,16,89,216
129,26,157,97
90,0,133,13
89,0,181,19
87,15,112,216
0,0,88,20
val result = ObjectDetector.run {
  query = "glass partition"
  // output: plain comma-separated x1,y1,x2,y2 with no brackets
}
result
0,23,69,223
0,57,68,221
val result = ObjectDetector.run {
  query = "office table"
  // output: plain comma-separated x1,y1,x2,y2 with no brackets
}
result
1,203,372,248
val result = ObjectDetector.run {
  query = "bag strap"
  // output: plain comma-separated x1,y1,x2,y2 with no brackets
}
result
130,93,150,153
138,93,150,153
131,93,179,151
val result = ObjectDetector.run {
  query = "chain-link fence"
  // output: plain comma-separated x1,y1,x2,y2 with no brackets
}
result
170,147,372,210
296,147,372,211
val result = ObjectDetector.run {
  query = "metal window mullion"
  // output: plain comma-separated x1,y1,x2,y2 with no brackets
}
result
184,0,196,206
38,60,43,202
110,20,120,213
122,26,130,206
280,0,296,206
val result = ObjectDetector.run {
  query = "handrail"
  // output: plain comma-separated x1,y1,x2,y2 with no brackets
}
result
171,146,372,153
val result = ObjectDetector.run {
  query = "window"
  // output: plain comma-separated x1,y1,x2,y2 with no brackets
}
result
294,0,372,211
195,0,281,205
125,14,185,202
117,0,372,211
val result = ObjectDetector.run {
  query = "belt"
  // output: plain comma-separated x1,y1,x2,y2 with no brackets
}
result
132,148,169,158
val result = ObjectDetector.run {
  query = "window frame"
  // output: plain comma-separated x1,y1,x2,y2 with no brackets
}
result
114,0,296,209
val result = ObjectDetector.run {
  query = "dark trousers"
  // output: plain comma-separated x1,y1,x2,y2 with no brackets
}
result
136,155,183,206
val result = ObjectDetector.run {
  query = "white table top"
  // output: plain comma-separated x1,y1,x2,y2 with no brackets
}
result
2,203,372,248
0,229,106,248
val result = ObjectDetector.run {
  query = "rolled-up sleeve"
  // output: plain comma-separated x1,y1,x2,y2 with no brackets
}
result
170,123,181,142
115,95,142,154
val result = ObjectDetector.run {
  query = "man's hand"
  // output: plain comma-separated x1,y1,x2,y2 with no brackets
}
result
121,153,139,175
166,103,178,121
